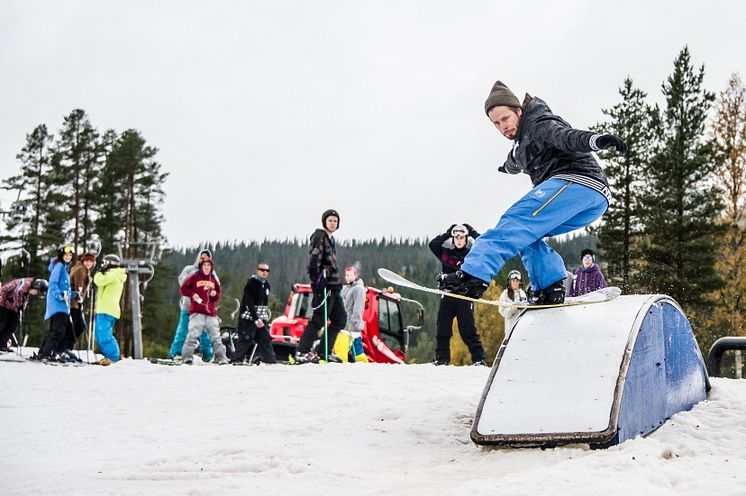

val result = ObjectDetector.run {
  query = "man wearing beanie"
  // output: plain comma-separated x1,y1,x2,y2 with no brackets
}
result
439,81,627,304
295,209,347,364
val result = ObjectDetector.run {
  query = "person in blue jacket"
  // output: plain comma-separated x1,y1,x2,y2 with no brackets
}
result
37,244,75,360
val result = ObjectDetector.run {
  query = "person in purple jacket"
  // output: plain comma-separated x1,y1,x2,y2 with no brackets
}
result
570,249,607,297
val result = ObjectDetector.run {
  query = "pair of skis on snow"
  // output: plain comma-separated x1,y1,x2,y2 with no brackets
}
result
376,268,620,308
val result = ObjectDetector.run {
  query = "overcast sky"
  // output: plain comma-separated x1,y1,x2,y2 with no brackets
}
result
1,1,745,247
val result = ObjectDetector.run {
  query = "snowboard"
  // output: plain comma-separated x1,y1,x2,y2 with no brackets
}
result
377,268,621,309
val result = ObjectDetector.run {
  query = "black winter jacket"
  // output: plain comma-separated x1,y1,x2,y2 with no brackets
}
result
429,230,480,274
499,96,611,203
240,276,270,322
307,229,341,290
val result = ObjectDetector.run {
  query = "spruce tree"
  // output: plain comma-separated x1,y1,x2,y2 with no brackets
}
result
638,47,723,314
712,74,746,336
592,78,656,293
52,109,101,252
2,124,60,272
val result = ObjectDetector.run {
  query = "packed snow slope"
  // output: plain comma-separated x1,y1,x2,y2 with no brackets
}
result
1,359,745,496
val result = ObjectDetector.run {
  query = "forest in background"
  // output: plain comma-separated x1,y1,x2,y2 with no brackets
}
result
2,46,745,365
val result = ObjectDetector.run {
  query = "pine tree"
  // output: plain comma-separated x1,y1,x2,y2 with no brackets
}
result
52,109,101,253
592,78,656,293
638,47,723,314
2,124,59,271
712,74,746,337
95,129,168,354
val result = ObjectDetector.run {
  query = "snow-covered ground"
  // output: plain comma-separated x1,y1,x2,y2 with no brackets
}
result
1,357,745,496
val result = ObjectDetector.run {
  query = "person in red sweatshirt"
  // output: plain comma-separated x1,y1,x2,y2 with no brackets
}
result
179,258,228,365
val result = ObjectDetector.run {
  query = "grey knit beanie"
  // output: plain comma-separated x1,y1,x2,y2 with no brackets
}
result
484,80,521,115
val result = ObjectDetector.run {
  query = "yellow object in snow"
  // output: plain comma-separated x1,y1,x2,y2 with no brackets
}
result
333,332,369,363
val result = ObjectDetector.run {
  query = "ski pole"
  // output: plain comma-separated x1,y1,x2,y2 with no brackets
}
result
323,289,329,362
248,342,258,366
18,309,23,357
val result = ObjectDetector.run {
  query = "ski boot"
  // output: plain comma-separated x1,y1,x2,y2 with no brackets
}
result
472,359,487,366
437,270,489,299
294,351,319,364
96,357,113,366
62,349,82,363
183,358,194,365
218,356,229,366
325,353,343,364
0,346,13,353
432,359,450,366
527,279,566,305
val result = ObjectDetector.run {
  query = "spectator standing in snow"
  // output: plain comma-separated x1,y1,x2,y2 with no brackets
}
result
93,254,127,365
37,245,75,361
168,249,215,361
335,266,369,363
498,270,527,334
295,209,347,364
0,278,47,352
180,258,229,365
438,81,626,305
570,249,607,297
430,223,487,366
64,252,96,359
231,263,277,365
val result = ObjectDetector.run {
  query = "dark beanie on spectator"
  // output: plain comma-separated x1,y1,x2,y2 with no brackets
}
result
484,80,521,115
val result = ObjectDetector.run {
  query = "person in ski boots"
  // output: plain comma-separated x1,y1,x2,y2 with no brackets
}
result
439,81,627,305
167,249,215,362
93,254,127,364
60,251,96,362
37,244,75,361
231,263,277,365
0,278,47,352
430,224,487,366
180,258,229,365
498,270,527,334
295,209,347,364
334,266,369,363
569,249,607,297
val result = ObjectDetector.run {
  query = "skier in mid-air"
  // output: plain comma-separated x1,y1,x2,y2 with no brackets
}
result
439,81,627,304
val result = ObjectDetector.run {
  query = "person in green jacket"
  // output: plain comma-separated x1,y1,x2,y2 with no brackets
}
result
93,254,127,364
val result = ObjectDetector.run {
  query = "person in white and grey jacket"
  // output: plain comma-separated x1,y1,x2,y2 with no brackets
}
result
335,266,369,362
498,270,528,335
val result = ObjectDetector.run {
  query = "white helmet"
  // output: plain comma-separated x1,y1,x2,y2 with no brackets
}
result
507,270,521,281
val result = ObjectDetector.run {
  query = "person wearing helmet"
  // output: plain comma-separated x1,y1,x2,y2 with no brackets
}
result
429,223,486,366
37,244,76,360
179,257,229,365
569,249,607,297
93,254,127,364
439,81,626,305
498,270,528,334
295,209,347,364
61,252,97,361
0,278,47,352
167,249,216,362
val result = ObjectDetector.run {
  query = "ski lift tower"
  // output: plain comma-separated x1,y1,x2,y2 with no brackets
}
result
115,241,160,359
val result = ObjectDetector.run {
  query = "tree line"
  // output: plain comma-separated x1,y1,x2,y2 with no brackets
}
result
2,45,744,364
592,46,746,354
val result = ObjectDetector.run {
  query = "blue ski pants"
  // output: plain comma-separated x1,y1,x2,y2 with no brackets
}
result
95,313,121,362
461,179,608,290
168,309,214,360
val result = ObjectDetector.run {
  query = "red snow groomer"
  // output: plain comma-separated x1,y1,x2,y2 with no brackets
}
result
269,283,424,364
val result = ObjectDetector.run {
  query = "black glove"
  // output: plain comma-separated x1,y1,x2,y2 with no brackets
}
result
445,224,457,237
591,134,627,153
463,223,478,238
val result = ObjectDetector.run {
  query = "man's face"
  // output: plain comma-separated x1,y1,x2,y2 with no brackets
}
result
344,269,357,284
83,259,95,270
453,235,467,249
582,255,593,269
256,265,270,278
488,106,522,140
325,216,339,233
